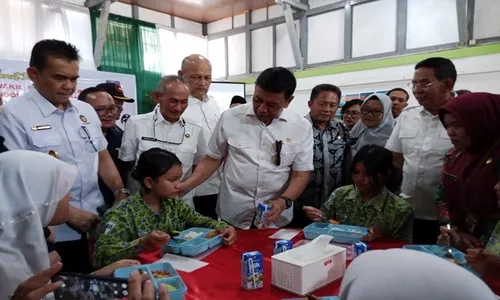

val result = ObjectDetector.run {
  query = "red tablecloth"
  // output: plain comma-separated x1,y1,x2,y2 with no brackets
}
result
137,229,406,300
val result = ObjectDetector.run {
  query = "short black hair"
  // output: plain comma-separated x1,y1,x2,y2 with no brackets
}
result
351,145,401,194
78,87,106,102
455,89,471,96
386,88,409,102
310,84,342,103
415,57,457,84
255,67,296,99
131,148,182,193
29,39,81,70
341,99,363,116
230,95,247,106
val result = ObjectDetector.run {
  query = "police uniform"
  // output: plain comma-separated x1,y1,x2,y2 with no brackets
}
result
118,106,205,207
0,87,107,272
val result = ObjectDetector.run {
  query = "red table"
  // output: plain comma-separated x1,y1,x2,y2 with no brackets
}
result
137,229,406,300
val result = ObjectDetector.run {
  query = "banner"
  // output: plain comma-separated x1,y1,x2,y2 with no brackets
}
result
0,59,137,129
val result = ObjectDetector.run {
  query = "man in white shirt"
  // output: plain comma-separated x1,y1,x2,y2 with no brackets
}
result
387,87,409,122
179,55,221,219
385,57,455,244
0,39,126,273
119,75,204,207
179,67,313,229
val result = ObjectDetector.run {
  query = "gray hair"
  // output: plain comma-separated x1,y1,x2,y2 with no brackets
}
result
155,75,188,95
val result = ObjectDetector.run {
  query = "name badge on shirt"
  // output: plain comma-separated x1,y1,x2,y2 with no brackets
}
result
31,125,51,131
141,137,156,142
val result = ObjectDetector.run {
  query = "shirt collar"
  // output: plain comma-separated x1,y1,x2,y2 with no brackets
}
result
188,94,212,106
345,186,388,212
154,106,185,126
28,86,75,117
245,103,289,122
305,113,336,130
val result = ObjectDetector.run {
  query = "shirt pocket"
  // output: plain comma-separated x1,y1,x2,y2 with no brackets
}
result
31,132,62,153
399,128,418,154
177,143,197,165
280,143,300,167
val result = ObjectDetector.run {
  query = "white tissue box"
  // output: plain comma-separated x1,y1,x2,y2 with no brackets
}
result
271,235,346,296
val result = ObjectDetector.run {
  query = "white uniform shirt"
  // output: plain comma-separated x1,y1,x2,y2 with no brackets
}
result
119,107,204,206
182,95,222,196
206,103,314,229
0,87,106,242
385,106,452,220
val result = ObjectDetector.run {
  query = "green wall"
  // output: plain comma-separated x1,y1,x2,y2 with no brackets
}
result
237,43,500,84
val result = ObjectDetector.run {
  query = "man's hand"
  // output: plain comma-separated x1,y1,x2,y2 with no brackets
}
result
175,182,191,197
138,231,170,251
68,207,100,233
220,226,238,246
11,262,63,300
114,191,128,204
263,199,286,226
93,259,141,277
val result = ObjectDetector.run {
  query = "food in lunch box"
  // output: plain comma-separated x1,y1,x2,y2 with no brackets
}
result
447,258,460,265
329,219,340,224
152,271,171,279
206,229,220,238
183,231,203,240
166,284,177,291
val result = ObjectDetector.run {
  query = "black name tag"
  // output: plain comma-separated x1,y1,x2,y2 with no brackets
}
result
443,172,457,181
141,137,156,142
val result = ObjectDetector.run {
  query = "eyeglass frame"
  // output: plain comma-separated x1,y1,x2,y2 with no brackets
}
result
94,105,121,117
140,107,185,145
78,125,98,152
407,81,438,90
360,107,383,117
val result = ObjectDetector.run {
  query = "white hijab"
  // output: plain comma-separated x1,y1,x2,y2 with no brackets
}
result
349,93,395,156
339,249,497,300
0,150,77,298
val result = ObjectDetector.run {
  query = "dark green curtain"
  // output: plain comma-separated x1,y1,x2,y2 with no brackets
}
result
90,10,162,113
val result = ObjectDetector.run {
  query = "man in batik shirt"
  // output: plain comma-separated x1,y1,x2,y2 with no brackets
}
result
289,84,352,228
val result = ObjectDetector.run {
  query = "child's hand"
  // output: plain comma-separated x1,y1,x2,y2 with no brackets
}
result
363,226,387,242
93,259,141,277
139,230,170,251
220,226,238,247
465,249,500,277
303,206,323,222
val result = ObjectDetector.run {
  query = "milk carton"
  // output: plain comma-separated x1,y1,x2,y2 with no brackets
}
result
241,251,264,290
273,240,293,255
254,203,271,228
353,242,369,258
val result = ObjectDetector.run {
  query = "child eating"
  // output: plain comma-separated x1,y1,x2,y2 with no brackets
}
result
93,148,237,268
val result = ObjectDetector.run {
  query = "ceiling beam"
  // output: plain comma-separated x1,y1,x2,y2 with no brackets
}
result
85,0,117,9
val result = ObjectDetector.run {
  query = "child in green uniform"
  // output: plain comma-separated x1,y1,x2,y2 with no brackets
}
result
304,145,414,242
94,148,237,268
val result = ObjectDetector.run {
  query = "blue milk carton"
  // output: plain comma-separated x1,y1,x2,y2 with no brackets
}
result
241,251,264,290
273,240,293,255
254,203,271,229
353,242,370,258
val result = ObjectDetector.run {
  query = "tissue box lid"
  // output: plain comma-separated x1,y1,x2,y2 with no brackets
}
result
273,244,346,267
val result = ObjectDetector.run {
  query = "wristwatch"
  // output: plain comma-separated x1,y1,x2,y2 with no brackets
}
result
279,196,293,209
114,188,131,197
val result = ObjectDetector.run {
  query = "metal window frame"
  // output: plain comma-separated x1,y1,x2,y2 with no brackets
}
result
206,0,489,80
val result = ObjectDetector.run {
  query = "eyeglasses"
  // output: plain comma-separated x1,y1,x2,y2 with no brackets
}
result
361,108,383,117
407,81,437,89
95,105,120,117
141,108,185,145
344,110,361,117
78,126,98,152
271,140,283,166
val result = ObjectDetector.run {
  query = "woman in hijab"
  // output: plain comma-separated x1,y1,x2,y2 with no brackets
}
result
0,150,76,298
349,93,395,156
436,93,500,251
339,249,497,300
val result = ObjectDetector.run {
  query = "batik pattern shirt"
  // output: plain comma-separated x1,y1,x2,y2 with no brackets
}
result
321,185,414,242
298,115,351,209
93,193,228,268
